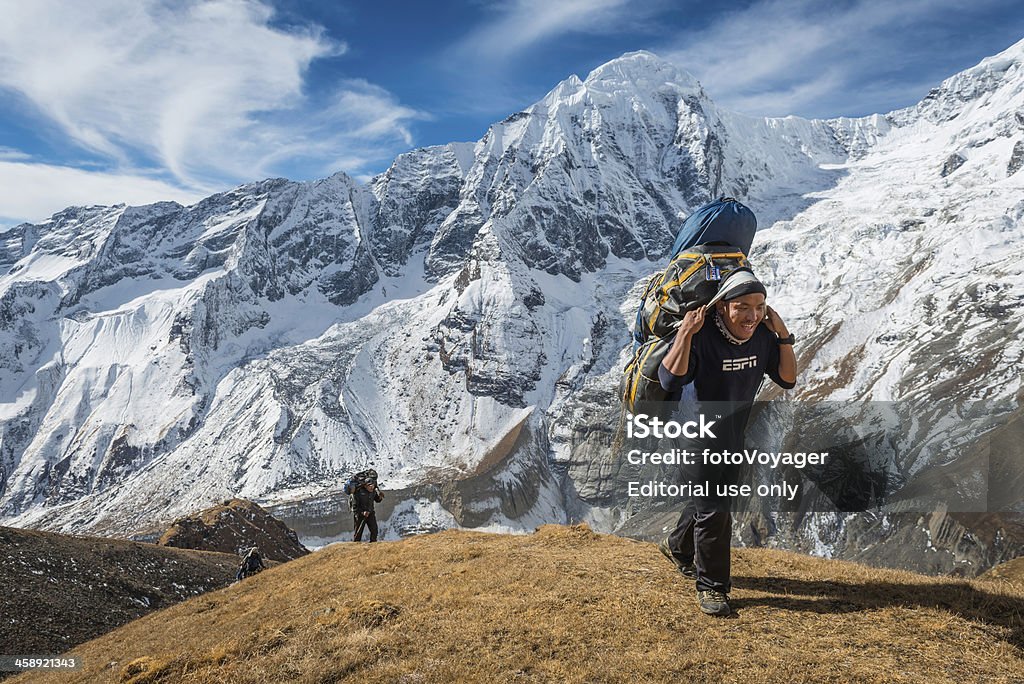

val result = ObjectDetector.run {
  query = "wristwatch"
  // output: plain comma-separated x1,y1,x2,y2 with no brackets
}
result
776,333,795,345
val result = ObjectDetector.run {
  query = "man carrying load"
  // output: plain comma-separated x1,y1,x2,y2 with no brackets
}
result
350,472,385,543
656,268,796,617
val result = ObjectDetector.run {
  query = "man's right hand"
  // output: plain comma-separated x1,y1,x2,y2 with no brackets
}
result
675,305,707,338
363,511,370,518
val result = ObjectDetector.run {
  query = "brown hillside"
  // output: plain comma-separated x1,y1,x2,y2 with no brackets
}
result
158,498,308,562
0,526,237,664
15,525,1024,684
983,556,1024,586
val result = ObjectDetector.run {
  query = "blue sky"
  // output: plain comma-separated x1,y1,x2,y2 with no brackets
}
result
1,0,1023,226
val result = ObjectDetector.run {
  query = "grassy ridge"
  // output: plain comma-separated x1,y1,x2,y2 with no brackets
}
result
17,525,1024,683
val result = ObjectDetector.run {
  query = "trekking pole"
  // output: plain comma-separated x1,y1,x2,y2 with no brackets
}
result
353,515,368,542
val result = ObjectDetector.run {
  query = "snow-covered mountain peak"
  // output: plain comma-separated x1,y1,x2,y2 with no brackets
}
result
961,36,1024,82
896,37,1024,126
584,50,702,94
541,72,585,101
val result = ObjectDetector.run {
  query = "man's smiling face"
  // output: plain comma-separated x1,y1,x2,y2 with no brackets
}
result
716,293,766,341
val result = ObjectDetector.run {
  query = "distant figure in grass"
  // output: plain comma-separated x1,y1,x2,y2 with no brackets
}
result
235,546,266,582
656,269,797,617
349,473,385,543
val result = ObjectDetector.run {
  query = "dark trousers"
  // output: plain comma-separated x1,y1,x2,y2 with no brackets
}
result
353,512,378,542
668,502,732,593
667,450,740,594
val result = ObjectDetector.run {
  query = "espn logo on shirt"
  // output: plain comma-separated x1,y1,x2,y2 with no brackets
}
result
722,356,757,371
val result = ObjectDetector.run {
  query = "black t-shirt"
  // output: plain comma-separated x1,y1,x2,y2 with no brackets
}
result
659,320,794,401
658,319,794,446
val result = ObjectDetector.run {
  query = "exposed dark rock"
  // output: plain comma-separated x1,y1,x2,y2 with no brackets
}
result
521,287,545,309
425,206,485,280
0,525,236,659
941,152,966,177
1008,140,1024,176
453,259,481,294
372,146,465,276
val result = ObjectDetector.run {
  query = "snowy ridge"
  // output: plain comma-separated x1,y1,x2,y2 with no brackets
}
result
1,44,1022,563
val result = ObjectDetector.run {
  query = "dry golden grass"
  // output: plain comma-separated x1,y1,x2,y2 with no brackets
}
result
16,525,1024,684
983,557,1024,589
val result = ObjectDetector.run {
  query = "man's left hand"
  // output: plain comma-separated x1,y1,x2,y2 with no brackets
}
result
764,305,790,337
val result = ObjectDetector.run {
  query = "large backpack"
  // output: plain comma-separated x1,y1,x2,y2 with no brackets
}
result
632,244,749,349
631,198,756,351
236,547,264,580
621,198,757,411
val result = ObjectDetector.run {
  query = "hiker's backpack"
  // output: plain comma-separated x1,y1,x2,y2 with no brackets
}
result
245,550,262,572
630,198,756,351
670,197,756,258
344,469,376,495
619,335,676,414
631,244,750,349
344,473,361,511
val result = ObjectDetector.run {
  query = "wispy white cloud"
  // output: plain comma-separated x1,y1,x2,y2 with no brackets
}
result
439,0,662,121
0,160,207,226
662,0,1011,117
458,0,634,60
0,147,31,162
0,0,423,192
327,81,422,146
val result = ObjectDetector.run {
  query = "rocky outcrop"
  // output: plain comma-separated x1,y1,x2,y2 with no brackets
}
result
159,498,308,562
941,152,966,176
1008,140,1024,176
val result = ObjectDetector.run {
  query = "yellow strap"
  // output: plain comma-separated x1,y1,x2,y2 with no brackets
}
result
673,251,746,262
647,260,704,332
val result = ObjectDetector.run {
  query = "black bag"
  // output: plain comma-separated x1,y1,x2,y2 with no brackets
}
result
236,548,264,580
344,469,378,510
619,335,675,414
632,244,749,349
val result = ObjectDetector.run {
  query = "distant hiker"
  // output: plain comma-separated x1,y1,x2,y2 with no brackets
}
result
656,268,796,617
351,476,385,543
235,546,266,581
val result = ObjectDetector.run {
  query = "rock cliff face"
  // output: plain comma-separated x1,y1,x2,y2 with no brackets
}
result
2,44,1023,574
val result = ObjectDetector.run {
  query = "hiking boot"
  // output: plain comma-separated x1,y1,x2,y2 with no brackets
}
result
697,589,731,617
657,538,698,579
